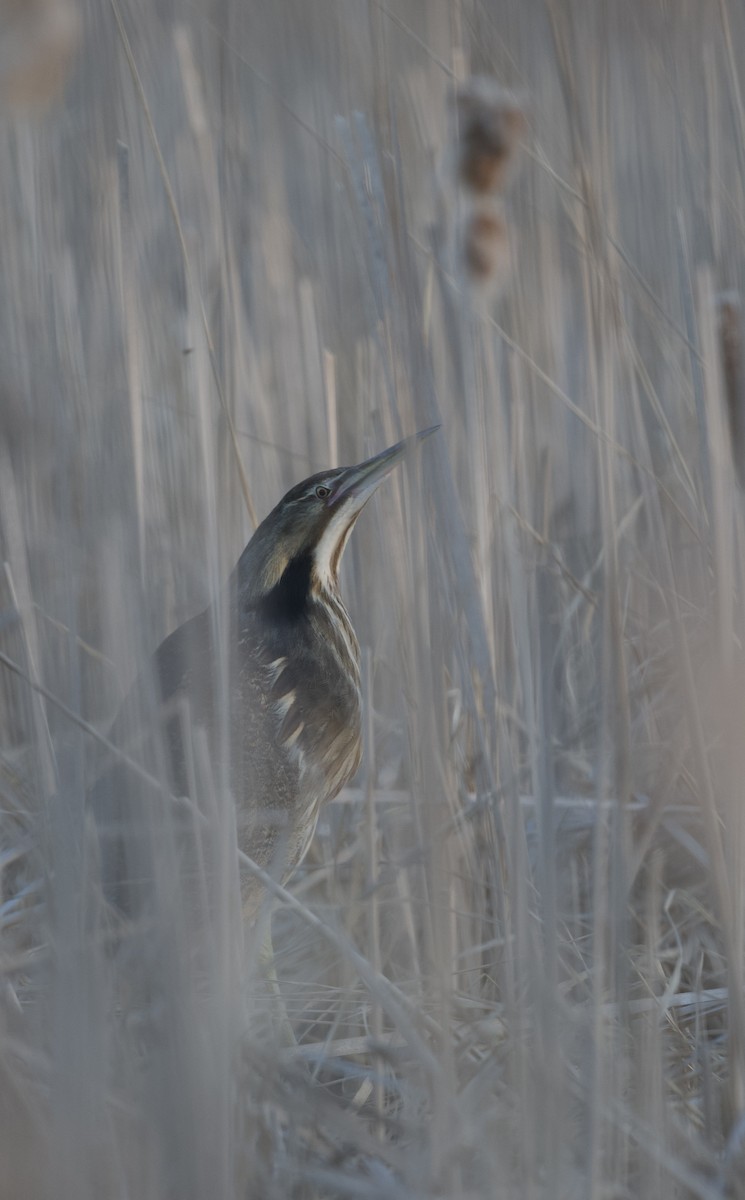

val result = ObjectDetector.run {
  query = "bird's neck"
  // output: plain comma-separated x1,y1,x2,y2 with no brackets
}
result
239,545,342,623
317,584,361,690
238,546,360,689
253,550,315,622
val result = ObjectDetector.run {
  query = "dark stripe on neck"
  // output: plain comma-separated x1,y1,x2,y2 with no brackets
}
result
257,551,313,622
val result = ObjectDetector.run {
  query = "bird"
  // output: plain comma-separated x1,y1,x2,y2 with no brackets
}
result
91,427,438,923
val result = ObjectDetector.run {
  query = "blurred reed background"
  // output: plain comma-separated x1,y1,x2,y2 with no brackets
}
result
2,0,745,1196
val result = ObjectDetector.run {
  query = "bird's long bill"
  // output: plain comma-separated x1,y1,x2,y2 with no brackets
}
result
329,425,440,508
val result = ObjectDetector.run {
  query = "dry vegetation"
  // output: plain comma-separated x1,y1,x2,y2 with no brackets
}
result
2,1,745,1196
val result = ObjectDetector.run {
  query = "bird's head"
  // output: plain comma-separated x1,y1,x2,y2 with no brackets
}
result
238,427,438,616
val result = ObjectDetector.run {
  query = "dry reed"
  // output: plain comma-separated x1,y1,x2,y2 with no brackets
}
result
1,2,745,1198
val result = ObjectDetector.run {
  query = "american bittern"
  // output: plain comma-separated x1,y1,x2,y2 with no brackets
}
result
92,428,437,923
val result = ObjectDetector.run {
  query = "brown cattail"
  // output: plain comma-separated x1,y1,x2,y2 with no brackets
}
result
454,76,526,197
447,75,525,294
461,196,511,293
0,0,80,110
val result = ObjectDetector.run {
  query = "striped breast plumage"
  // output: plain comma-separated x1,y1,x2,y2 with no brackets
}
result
234,587,362,899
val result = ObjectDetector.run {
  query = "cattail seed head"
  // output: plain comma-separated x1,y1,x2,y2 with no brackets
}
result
0,0,80,110
461,196,511,294
454,76,526,196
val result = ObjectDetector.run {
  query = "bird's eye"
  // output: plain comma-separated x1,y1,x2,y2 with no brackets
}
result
314,485,331,499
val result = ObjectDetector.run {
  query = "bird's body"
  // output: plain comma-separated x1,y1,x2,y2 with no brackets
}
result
109,553,363,908
92,431,435,919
